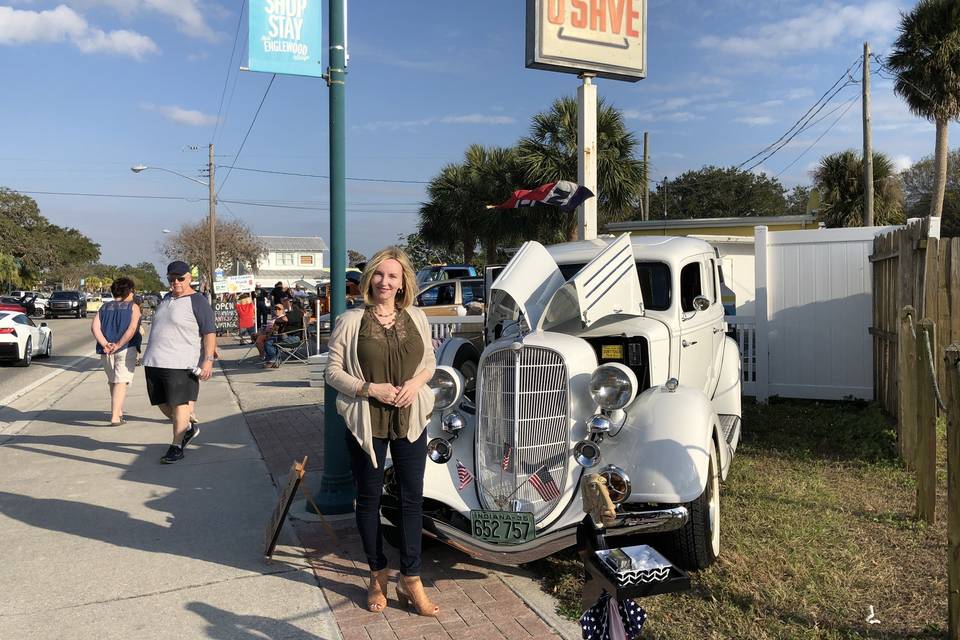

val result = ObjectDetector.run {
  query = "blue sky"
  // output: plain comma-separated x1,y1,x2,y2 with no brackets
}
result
0,0,952,269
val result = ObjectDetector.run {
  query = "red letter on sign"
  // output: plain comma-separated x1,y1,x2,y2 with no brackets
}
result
626,0,640,37
547,0,564,24
590,0,606,32
607,0,626,34
570,0,587,28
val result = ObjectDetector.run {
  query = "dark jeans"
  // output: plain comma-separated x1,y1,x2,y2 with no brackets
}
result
264,337,279,362
346,429,427,576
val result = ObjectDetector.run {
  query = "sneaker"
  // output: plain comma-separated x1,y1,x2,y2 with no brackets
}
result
160,444,184,464
181,424,200,449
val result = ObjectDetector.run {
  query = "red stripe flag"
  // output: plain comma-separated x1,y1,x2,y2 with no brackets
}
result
489,180,594,213
527,465,561,501
501,442,513,472
456,459,474,491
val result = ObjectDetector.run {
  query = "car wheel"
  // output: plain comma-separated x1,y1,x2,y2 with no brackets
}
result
41,334,52,358
16,337,32,367
664,438,720,570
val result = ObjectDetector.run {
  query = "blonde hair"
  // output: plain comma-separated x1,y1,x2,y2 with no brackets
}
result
361,247,418,309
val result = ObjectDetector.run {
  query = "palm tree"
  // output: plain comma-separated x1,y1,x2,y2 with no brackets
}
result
887,0,960,217
814,150,905,227
419,162,478,264
516,96,646,239
0,253,21,292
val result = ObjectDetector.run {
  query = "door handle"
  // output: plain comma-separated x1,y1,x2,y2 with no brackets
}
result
682,339,698,347
713,327,722,334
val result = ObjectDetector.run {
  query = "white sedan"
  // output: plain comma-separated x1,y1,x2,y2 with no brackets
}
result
0,311,52,367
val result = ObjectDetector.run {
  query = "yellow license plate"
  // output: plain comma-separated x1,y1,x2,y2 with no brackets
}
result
601,345,624,359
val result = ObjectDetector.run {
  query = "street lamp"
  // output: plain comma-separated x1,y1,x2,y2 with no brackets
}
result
131,143,217,302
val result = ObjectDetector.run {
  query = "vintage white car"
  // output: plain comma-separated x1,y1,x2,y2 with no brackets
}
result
382,233,742,570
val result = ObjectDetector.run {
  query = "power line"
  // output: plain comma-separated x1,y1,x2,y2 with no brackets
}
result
211,0,246,144
775,95,859,178
217,73,276,197
217,165,431,184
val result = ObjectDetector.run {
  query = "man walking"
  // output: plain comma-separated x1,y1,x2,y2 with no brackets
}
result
143,261,217,464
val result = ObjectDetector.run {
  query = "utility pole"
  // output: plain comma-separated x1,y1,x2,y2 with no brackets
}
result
662,177,668,220
577,73,597,240
863,41,874,227
317,0,354,515
208,143,217,303
642,132,650,221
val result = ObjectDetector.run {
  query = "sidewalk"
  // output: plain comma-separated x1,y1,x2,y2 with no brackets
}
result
217,341,580,640
0,356,336,640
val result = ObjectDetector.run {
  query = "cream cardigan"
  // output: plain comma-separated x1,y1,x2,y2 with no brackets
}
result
325,306,436,468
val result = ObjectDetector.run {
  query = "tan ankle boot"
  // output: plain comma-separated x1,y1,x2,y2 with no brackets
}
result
367,569,390,612
396,575,439,617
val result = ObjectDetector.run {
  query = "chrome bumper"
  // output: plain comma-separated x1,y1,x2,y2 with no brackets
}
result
602,506,689,536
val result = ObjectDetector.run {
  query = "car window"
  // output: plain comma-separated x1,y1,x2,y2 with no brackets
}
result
680,262,703,312
558,261,671,311
703,260,716,304
51,291,79,300
462,281,485,305
447,269,470,279
418,283,455,307
13,314,31,325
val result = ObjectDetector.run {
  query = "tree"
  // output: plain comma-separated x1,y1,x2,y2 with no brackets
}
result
813,150,905,227
887,0,960,218
785,185,815,216
0,253,21,292
161,218,265,280
347,249,367,267
901,149,960,236
396,232,463,270
646,166,789,220
517,96,645,238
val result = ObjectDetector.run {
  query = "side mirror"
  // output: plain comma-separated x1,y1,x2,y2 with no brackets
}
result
692,295,710,312
40,322,47,327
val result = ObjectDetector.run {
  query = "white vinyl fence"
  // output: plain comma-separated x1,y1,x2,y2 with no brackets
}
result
428,316,484,341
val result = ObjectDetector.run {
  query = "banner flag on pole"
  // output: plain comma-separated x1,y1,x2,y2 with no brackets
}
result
488,180,594,213
247,0,323,78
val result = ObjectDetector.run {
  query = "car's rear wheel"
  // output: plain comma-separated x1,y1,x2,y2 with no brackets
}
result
16,338,32,367
664,438,720,570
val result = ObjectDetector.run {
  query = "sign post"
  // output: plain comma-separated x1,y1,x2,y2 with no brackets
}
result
526,0,647,241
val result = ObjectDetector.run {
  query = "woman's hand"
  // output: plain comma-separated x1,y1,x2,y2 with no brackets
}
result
393,379,425,408
369,382,400,405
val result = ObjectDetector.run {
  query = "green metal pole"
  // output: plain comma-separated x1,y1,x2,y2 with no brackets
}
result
317,0,354,514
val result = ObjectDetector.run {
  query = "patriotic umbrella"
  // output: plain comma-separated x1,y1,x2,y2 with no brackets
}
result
489,180,594,213
579,592,646,640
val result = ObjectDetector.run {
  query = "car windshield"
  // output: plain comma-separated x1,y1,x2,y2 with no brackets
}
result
51,291,80,300
558,261,671,310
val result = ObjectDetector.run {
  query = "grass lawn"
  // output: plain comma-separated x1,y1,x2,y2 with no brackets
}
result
531,399,948,639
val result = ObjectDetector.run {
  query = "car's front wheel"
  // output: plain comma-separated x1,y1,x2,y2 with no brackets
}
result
666,438,720,570
40,334,52,358
16,337,32,367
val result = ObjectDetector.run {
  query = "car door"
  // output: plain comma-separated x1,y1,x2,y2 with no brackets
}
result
678,256,721,395
416,281,459,316
13,314,38,355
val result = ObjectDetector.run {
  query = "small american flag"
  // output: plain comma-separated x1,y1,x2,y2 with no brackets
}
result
528,465,561,501
456,459,474,491
501,442,513,472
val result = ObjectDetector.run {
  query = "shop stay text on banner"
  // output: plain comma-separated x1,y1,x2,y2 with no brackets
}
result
247,0,322,78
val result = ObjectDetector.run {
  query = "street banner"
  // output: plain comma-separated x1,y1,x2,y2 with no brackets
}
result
247,0,323,78
489,180,595,213
213,274,256,295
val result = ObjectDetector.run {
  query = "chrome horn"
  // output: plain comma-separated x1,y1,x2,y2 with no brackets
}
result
427,437,453,464
573,439,602,468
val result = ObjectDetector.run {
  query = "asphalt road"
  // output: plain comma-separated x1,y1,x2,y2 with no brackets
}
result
0,316,100,404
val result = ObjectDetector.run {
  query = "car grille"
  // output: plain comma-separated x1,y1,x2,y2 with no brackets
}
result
476,345,569,524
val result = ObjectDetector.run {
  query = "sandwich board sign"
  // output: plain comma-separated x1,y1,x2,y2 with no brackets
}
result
525,0,647,82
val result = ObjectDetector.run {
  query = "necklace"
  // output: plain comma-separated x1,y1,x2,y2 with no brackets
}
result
373,306,396,318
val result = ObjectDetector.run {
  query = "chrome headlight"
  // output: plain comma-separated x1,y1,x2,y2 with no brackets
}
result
71,301,78,307
599,464,631,504
589,363,638,411
429,366,464,412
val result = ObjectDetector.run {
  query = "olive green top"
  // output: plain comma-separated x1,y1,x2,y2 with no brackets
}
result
358,307,425,439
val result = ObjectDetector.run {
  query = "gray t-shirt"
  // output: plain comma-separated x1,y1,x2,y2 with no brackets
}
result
143,292,216,370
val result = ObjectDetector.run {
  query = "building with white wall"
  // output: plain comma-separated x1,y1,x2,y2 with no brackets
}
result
252,236,328,288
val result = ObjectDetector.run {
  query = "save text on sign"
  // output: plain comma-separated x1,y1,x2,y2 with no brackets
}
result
546,0,642,37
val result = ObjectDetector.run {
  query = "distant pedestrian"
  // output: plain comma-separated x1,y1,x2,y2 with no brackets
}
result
271,281,286,307
143,261,217,464
91,277,142,426
256,286,270,328
236,293,256,343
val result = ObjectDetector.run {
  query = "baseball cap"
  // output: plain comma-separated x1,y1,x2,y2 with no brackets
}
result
166,260,191,276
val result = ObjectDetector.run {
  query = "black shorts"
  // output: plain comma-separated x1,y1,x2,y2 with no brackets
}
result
144,367,200,407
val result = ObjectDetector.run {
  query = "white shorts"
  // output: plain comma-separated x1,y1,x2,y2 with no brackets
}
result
101,350,138,384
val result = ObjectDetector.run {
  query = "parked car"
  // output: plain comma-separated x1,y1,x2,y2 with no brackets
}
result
389,234,742,570
47,290,88,318
0,310,52,366
1,293,45,318
415,278,485,317
415,264,478,285
85,295,103,314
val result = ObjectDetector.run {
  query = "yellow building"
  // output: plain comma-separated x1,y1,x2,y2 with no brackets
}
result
605,214,817,237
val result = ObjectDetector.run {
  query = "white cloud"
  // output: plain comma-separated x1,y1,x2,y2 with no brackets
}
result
758,99,784,108
0,4,158,59
141,103,217,126
698,1,901,58
623,110,702,123
736,116,776,126
786,88,815,100
72,0,217,40
356,113,515,132
893,154,913,172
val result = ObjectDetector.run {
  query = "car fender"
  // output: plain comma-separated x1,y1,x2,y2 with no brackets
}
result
598,384,719,504
435,337,476,369
711,335,742,419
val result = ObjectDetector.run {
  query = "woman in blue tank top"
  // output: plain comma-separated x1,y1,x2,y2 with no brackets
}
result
91,277,142,425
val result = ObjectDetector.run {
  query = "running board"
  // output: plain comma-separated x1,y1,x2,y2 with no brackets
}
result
719,414,741,453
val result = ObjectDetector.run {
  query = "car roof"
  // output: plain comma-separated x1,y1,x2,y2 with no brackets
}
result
546,235,714,265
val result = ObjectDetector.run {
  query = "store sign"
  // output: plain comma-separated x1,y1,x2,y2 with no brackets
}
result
247,0,323,78
525,0,647,82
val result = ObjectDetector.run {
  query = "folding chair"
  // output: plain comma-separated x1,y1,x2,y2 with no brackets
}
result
274,326,310,365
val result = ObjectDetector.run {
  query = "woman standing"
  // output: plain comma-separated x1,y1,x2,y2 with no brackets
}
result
325,247,438,616
91,277,142,425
